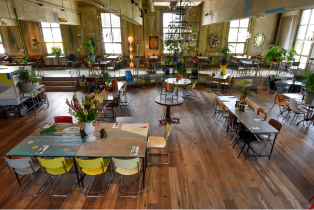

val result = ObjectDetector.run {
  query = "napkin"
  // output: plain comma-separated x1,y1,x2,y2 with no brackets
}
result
35,145,49,154
248,126,260,130
130,147,139,155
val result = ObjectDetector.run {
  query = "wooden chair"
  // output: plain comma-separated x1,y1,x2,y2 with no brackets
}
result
257,107,268,120
269,93,289,115
248,101,256,111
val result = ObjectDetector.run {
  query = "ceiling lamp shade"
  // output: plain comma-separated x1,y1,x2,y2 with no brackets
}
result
130,62,134,67
129,46,133,52
128,36,133,44
130,54,134,59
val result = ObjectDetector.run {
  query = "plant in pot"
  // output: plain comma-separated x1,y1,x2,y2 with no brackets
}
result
17,67,33,92
286,47,297,63
21,53,29,64
66,93,104,143
163,81,170,91
77,39,101,64
216,38,233,75
304,70,314,104
30,72,40,89
50,45,62,57
165,39,183,63
177,63,186,80
240,86,252,104
261,45,287,65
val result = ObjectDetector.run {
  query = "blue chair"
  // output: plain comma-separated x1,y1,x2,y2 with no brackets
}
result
125,71,135,83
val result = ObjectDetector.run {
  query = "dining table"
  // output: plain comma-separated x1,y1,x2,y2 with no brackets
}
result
155,96,184,124
216,96,279,159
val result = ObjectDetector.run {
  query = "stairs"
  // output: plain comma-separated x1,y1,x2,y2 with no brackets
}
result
42,76,79,91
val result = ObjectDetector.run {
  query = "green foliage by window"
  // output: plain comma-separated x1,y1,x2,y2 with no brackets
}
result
216,38,233,59
7,27,15,49
305,70,314,94
261,45,287,65
51,45,62,56
286,47,297,63
77,39,102,56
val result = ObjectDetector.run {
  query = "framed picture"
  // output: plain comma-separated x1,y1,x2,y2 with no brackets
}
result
149,36,159,49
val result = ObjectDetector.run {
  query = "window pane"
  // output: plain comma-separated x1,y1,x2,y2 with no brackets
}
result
300,9,311,25
42,28,53,42
111,14,120,27
101,13,111,27
103,28,112,42
301,40,311,55
163,13,173,27
229,43,236,53
105,43,113,54
294,40,303,54
112,43,121,54
230,20,239,27
299,56,308,69
235,43,244,54
0,35,2,42
237,28,247,42
46,43,63,54
52,28,62,42
306,25,314,39
296,26,307,39
41,22,50,27
239,18,249,27
310,9,314,24
228,28,238,42
0,44,4,54
112,28,121,42
50,23,60,28
294,56,300,62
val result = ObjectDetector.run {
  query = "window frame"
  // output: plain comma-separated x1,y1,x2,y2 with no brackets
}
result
0,34,4,55
40,22,64,55
162,12,175,54
101,13,122,55
293,9,314,69
228,18,251,55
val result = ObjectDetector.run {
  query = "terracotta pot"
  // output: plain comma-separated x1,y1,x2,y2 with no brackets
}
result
220,58,228,66
105,86,109,91
112,78,118,91
178,74,183,80
164,84,170,91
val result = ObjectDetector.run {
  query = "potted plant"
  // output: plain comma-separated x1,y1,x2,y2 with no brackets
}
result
21,54,29,64
165,39,183,63
103,71,110,83
240,86,252,104
216,38,233,66
304,70,314,104
66,93,104,142
77,39,101,63
286,47,297,63
261,45,287,65
31,72,40,89
163,81,170,91
17,67,33,92
50,45,62,57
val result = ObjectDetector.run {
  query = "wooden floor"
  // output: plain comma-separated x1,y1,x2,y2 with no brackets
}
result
0,85,313,209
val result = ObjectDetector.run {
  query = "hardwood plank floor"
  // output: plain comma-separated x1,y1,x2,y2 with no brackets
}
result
0,85,313,209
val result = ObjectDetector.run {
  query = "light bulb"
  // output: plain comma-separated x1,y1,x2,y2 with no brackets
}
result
130,62,134,67
128,36,133,44
129,46,133,52
130,54,133,59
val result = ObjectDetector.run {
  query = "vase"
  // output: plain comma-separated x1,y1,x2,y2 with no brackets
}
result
112,78,118,91
173,55,179,63
164,84,169,91
164,68,170,76
32,81,39,89
89,55,95,63
305,92,314,104
85,122,96,142
178,74,183,80
20,81,33,93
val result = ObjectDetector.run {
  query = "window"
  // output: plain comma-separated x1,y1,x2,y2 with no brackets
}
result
101,13,122,54
0,34,4,54
163,13,174,53
294,9,314,69
40,22,63,54
228,18,250,54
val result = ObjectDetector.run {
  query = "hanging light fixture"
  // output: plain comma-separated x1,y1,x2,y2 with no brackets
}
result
128,36,134,44
130,62,134,67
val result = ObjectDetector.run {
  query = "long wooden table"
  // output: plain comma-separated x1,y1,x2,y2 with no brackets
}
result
216,96,279,159
7,122,149,187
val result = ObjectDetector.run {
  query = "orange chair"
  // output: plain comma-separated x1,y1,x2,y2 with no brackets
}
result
28,55,38,62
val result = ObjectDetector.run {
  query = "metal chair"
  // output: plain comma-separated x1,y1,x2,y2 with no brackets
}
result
4,157,51,197
190,68,199,85
66,54,76,68
147,123,171,165
288,98,305,125
75,158,113,198
288,84,301,93
112,157,143,198
116,117,135,123
37,157,78,197
257,107,268,121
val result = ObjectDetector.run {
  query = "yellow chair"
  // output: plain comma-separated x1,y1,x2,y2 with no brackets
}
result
184,82,197,100
37,157,78,197
112,157,142,198
147,123,171,165
75,158,112,198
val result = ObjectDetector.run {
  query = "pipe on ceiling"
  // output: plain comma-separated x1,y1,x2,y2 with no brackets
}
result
146,0,154,12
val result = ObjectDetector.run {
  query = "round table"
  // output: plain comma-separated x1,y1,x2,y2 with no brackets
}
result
155,96,184,124
165,78,191,85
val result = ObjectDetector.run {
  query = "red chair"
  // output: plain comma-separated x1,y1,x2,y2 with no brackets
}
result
54,116,73,123
78,55,86,64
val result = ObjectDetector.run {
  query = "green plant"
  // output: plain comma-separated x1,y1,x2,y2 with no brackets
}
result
178,64,187,76
77,39,102,56
216,38,233,59
21,54,28,64
66,93,104,123
286,47,297,63
30,72,39,83
305,70,314,94
261,45,287,65
17,67,31,82
165,39,184,56
240,86,252,99
103,71,110,82
50,45,62,56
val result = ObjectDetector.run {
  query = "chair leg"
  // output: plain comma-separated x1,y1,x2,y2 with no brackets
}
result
49,174,78,197
19,173,53,197
147,148,170,165
118,174,142,198
237,142,247,158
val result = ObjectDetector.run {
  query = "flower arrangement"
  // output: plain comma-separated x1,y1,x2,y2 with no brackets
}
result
17,67,31,82
31,37,40,46
66,93,104,123
50,45,62,57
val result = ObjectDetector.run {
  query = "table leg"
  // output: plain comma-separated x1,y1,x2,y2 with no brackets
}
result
160,105,180,124
73,157,81,187
269,133,278,160
142,157,145,188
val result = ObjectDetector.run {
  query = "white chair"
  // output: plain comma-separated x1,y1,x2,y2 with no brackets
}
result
112,157,142,198
116,117,135,123
4,157,51,197
289,98,305,125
